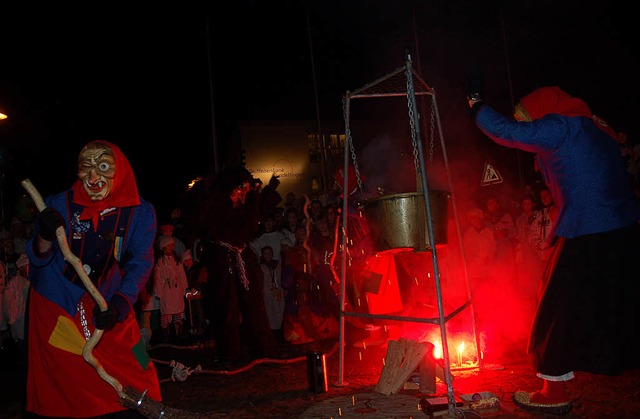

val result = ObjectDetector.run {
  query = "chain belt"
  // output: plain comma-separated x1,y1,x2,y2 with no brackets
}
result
217,241,249,290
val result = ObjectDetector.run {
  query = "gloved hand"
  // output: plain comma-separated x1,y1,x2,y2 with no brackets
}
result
465,65,485,118
38,207,65,241
93,304,119,330
93,294,128,330
465,64,485,106
469,98,484,119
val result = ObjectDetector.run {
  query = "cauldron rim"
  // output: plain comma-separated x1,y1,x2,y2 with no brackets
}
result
364,190,448,204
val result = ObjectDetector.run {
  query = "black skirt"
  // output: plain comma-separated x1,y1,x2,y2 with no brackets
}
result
529,222,640,376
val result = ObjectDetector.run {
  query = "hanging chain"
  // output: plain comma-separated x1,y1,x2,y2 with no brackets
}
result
342,97,365,193
429,98,436,163
406,67,421,174
342,61,430,187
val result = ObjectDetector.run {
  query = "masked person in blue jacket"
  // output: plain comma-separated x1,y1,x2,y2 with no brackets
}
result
468,85,640,414
24,140,160,418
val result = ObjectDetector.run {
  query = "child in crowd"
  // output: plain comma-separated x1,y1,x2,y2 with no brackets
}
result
259,245,285,339
153,236,189,341
183,250,207,336
3,254,30,346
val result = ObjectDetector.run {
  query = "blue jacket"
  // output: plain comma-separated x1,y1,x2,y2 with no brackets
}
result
26,190,157,317
476,105,639,240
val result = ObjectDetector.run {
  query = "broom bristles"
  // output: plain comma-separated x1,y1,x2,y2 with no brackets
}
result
121,386,207,419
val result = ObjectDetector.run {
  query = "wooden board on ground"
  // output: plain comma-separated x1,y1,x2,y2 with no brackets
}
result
375,338,430,395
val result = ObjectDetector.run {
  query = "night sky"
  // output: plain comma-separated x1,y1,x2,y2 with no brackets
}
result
0,2,637,218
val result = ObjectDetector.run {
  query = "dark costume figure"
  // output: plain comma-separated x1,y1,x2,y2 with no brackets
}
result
24,141,161,417
469,86,640,413
195,167,281,363
281,226,332,343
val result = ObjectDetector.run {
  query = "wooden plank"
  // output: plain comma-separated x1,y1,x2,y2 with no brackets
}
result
375,338,430,395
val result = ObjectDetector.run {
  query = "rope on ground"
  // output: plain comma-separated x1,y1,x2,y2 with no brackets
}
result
153,341,339,383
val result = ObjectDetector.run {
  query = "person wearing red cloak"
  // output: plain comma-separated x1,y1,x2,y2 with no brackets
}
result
23,140,161,418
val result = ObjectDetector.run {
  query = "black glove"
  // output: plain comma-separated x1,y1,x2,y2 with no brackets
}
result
93,294,128,330
465,65,485,118
38,207,65,241
469,99,484,119
465,64,485,103
93,304,119,331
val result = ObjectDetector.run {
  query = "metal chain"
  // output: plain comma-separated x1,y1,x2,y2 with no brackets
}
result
219,241,249,290
429,99,436,163
406,67,420,173
78,301,91,341
342,96,364,193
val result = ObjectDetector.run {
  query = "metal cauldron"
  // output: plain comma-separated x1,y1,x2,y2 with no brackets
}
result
363,190,449,253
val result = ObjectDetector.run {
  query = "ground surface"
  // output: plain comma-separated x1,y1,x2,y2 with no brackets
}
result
2,332,640,418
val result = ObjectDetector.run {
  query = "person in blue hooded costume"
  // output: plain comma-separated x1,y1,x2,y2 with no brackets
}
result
468,85,640,414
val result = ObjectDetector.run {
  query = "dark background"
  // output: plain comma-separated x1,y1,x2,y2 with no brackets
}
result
0,1,637,218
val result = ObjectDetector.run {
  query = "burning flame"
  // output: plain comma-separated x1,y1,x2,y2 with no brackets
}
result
433,344,443,359
457,341,465,366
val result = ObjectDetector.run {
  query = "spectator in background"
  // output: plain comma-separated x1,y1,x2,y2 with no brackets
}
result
250,213,287,265
281,226,308,318
273,207,285,230
10,194,36,255
3,254,30,347
463,207,496,283
282,191,299,212
182,249,206,336
0,259,8,347
3,240,18,280
514,195,544,288
513,195,544,335
153,236,189,342
280,206,301,255
325,203,338,232
259,245,285,341
170,207,187,244
156,223,186,259
462,206,500,361
484,195,517,283
483,195,519,351
307,199,324,226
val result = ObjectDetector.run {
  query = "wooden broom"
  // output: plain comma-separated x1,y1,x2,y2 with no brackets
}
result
22,179,205,419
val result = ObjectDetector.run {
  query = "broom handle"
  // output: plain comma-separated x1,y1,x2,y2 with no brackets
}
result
21,179,125,397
